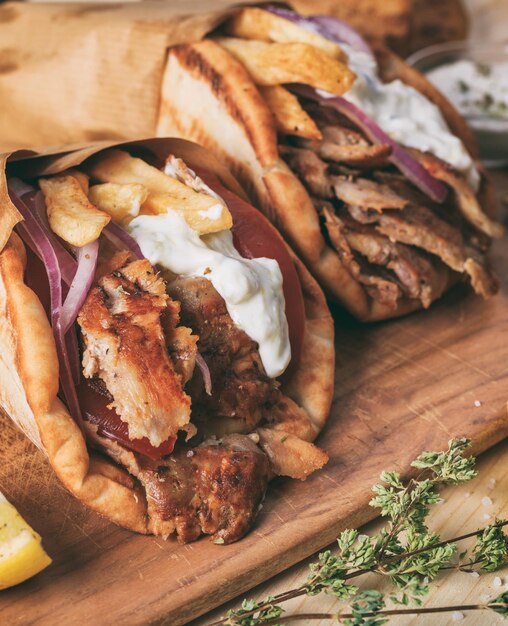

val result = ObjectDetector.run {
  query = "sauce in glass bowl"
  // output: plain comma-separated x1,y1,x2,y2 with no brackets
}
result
408,42,508,165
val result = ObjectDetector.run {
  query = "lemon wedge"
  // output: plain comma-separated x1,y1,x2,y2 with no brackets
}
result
0,492,51,589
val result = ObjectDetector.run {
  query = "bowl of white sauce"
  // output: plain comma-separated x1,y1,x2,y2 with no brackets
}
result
408,42,508,165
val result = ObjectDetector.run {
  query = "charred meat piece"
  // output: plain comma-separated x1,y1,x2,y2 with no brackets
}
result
138,437,270,544
347,204,499,297
407,148,504,239
166,277,279,432
280,145,333,198
358,265,403,309
321,206,402,308
302,100,353,129
78,260,192,447
340,216,449,307
89,429,269,544
257,428,328,480
162,299,198,385
297,125,392,169
333,176,408,212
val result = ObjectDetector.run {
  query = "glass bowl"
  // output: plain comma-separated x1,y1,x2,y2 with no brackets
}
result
407,41,508,166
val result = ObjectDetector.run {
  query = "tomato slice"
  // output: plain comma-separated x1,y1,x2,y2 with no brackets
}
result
196,170,306,378
76,378,176,461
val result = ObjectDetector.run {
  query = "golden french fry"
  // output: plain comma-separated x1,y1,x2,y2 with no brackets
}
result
62,169,89,195
259,85,322,140
215,38,356,96
85,150,232,234
88,183,148,224
39,176,110,247
223,8,346,60
141,192,232,234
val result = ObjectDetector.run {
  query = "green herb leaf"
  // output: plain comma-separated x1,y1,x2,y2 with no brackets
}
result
473,519,508,571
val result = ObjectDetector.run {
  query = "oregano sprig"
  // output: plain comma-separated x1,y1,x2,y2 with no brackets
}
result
210,439,508,626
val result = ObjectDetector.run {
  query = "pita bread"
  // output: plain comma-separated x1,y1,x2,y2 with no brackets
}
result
0,141,334,534
157,39,496,321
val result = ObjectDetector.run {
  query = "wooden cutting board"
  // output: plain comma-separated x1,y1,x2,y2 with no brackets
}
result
1,177,508,626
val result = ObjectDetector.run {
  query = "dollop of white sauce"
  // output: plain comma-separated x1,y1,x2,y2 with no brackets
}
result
427,60,508,127
198,204,224,220
339,44,480,190
128,211,291,378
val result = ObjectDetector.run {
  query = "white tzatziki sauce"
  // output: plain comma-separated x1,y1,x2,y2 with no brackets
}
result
426,60,508,125
128,211,291,379
336,44,480,190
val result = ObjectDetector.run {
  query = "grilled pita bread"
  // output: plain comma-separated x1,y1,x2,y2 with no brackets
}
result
157,39,497,321
0,143,335,535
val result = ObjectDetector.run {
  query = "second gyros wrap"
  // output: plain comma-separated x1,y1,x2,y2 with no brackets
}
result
157,6,502,320
0,138,334,543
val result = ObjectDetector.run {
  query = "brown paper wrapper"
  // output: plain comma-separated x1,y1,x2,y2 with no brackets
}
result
0,0,410,153
0,137,248,253
0,1,243,152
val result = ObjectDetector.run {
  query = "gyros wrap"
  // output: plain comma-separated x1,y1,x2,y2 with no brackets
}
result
0,138,334,543
156,7,502,320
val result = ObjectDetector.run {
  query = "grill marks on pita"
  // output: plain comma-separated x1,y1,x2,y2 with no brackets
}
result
280,102,499,310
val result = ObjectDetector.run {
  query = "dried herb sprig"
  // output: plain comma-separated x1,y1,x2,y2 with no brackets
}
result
210,439,508,626
224,592,508,625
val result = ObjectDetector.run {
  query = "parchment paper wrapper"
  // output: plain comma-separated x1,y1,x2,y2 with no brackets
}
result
0,1,241,152
0,0,471,153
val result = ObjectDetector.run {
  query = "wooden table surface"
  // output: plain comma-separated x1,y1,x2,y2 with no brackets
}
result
194,438,508,626
193,170,508,626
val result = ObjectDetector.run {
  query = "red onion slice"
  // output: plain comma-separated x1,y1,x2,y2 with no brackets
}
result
60,240,98,334
265,6,372,54
196,352,212,396
9,189,83,427
65,328,81,387
103,221,144,260
289,84,448,204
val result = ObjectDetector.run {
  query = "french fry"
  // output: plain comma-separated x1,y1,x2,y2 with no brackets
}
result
85,150,232,234
88,183,148,224
39,176,110,247
141,192,232,234
62,169,89,195
223,8,346,61
259,85,322,140
215,38,356,96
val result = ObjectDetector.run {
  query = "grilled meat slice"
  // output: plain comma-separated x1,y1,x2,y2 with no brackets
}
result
87,427,269,543
341,216,449,307
138,436,269,543
322,206,401,308
166,277,279,433
333,176,408,211
162,299,198,385
78,260,192,447
407,148,504,239
257,394,329,480
347,204,499,297
257,428,327,480
359,267,403,309
297,126,392,168
263,395,318,442
280,145,333,198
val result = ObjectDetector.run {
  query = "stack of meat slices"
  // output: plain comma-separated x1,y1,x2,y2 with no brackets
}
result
280,101,499,311
79,257,325,543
